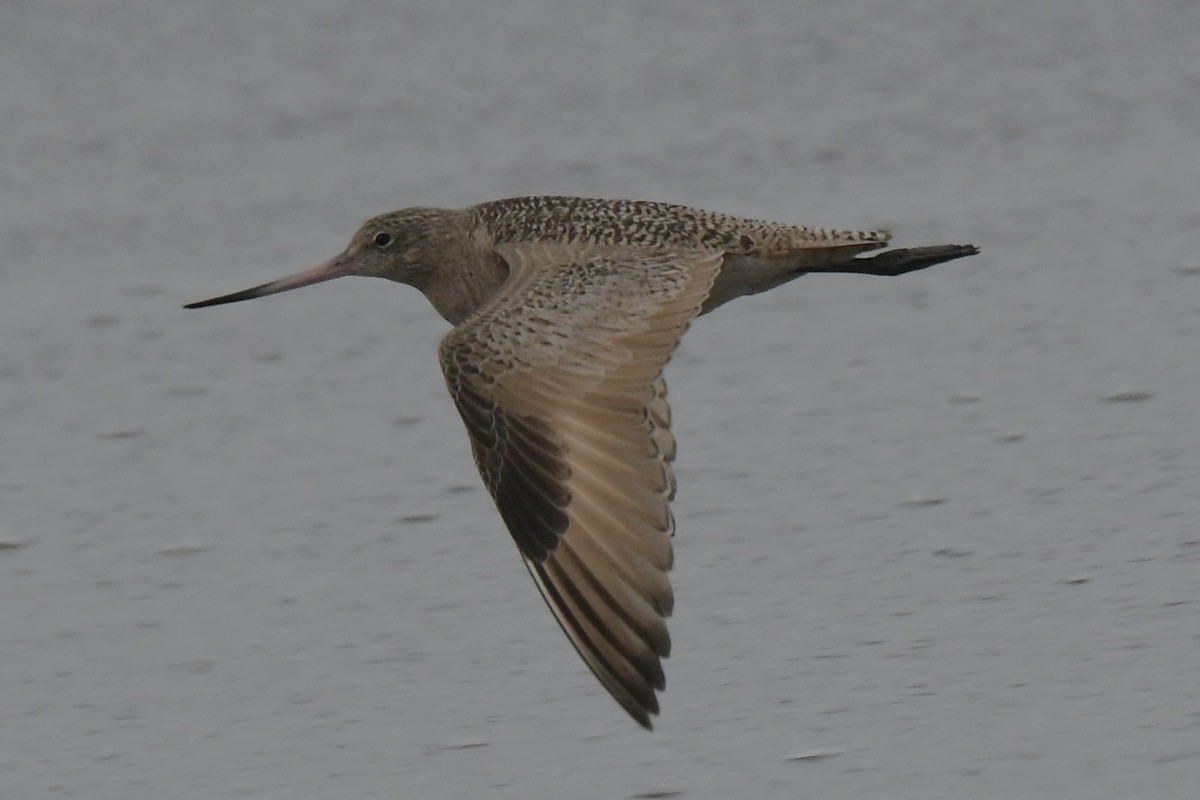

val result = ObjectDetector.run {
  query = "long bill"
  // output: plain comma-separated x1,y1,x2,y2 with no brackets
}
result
184,255,351,309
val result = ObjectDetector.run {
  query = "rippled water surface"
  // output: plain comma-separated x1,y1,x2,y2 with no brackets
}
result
3,2,1198,797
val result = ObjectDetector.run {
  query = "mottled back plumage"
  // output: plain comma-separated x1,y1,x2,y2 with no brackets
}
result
471,195,889,256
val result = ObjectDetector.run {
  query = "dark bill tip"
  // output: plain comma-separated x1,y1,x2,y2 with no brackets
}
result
184,256,350,309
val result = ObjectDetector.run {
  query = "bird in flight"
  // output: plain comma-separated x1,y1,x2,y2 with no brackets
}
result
186,195,977,728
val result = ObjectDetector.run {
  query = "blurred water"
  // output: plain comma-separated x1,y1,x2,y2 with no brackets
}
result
2,1,1198,798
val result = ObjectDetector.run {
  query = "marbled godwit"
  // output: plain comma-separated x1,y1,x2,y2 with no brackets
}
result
186,195,977,728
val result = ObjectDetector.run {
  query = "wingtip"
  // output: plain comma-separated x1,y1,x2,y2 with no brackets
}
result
624,698,658,731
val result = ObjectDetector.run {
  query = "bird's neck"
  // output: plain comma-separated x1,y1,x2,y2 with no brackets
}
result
416,245,509,327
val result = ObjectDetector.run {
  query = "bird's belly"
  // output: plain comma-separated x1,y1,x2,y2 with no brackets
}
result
701,254,805,315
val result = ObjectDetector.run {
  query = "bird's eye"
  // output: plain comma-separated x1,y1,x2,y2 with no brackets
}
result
373,232,394,249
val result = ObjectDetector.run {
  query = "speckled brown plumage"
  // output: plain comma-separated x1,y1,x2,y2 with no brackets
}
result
470,195,888,254
185,196,978,729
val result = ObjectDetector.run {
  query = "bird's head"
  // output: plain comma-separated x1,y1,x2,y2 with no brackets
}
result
184,207,450,309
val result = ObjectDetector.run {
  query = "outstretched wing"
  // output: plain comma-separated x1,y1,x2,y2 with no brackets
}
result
438,244,722,728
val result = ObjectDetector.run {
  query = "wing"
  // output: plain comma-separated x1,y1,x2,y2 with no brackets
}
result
438,244,723,728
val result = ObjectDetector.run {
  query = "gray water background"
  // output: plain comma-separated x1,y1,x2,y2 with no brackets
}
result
2,1,1198,797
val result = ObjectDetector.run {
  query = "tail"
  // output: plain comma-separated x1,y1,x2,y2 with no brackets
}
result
814,244,979,276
